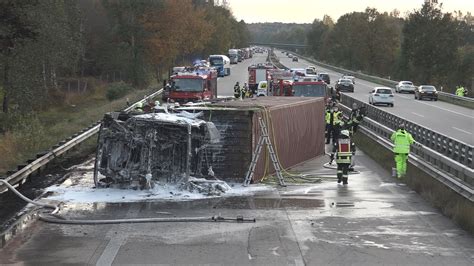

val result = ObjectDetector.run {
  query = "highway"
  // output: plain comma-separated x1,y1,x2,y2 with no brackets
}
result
1,50,473,265
217,52,268,97
275,50,474,145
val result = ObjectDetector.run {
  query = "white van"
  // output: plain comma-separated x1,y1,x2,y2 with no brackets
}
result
257,81,268,97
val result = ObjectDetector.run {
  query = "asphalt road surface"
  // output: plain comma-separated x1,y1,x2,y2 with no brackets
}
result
1,152,473,264
276,50,474,145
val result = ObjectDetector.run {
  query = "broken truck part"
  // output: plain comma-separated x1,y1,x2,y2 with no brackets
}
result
94,111,221,189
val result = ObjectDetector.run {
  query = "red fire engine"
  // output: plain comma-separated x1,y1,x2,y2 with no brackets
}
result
268,70,329,98
248,63,275,92
163,67,218,103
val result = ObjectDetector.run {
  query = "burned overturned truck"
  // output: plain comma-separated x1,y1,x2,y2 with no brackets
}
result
93,111,220,189
94,97,326,190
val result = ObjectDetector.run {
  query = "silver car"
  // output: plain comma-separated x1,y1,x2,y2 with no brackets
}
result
395,81,416,93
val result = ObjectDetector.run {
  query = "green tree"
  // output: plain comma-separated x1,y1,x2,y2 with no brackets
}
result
0,0,38,113
399,3,459,84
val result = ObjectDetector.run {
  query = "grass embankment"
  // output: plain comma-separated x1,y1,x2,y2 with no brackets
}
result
0,82,157,176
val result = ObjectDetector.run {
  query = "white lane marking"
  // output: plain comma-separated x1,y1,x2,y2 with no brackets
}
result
416,101,473,119
411,112,425,118
452,127,473,135
285,54,474,118
396,94,412,100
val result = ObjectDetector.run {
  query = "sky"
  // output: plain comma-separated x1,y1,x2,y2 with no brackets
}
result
227,0,474,23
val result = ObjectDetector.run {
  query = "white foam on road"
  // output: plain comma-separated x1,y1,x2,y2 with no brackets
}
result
44,161,276,204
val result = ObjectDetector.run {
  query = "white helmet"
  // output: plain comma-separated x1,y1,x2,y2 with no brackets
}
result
340,130,350,137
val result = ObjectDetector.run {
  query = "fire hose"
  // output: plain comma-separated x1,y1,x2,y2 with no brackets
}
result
0,179,256,225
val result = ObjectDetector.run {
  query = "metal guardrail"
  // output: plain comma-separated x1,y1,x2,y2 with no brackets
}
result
273,50,473,170
340,94,473,171
344,108,474,200
283,51,474,109
273,50,473,191
0,89,163,193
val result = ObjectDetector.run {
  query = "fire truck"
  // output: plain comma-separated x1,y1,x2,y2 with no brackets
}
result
162,67,218,103
248,63,275,92
268,69,329,98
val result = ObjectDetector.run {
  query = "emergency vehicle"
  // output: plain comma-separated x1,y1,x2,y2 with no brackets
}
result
269,69,329,98
248,63,275,92
162,67,218,103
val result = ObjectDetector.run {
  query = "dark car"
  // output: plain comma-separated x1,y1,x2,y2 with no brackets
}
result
415,85,438,101
292,56,298,62
335,78,354,92
319,73,330,84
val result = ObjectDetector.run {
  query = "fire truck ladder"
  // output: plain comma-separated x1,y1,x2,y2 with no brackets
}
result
243,117,286,187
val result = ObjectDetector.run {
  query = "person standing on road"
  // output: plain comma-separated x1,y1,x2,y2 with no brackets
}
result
234,82,241,99
390,124,414,179
349,103,365,134
325,104,341,144
243,82,251,98
333,129,354,185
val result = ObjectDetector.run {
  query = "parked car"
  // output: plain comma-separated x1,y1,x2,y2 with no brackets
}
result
318,73,330,84
288,54,293,58
369,87,394,106
395,81,416,93
292,56,299,62
335,79,354,92
342,75,355,84
414,85,438,101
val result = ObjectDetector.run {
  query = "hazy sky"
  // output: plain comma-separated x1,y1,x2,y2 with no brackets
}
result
227,0,474,23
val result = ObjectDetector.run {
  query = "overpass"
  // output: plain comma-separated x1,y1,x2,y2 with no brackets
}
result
249,41,308,51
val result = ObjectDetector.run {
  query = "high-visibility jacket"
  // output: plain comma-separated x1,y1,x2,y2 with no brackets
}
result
325,110,341,125
335,137,353,164
390,129,414,154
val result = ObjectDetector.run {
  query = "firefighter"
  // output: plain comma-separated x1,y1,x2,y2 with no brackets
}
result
325,104,341,144
234,82,241,99
349,103,365,134
243,82,251,98
334,129,354,184
390,124,414,178
455,86,468,97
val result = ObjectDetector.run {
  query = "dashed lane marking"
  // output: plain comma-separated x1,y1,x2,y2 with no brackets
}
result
452,127,473,135
411,112,425,118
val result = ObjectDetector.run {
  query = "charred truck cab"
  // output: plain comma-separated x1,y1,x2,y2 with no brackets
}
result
163,67,218,103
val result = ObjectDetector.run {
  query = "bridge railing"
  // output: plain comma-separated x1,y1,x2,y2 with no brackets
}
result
339,102,473,200
341,94,473,176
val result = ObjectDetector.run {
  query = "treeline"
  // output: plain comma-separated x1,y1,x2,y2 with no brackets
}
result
247,23,310,45
306,4,474,91
0,0,249,114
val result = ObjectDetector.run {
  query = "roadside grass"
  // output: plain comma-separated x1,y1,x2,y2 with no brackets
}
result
0,82,157,175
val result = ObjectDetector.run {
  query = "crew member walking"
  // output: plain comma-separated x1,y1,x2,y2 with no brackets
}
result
334,129,354,185
390,124,414,178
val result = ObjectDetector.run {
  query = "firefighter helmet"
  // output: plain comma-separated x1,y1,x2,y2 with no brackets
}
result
340,130,350,137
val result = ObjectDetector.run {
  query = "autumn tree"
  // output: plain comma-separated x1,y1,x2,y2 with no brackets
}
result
142,0,214,82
